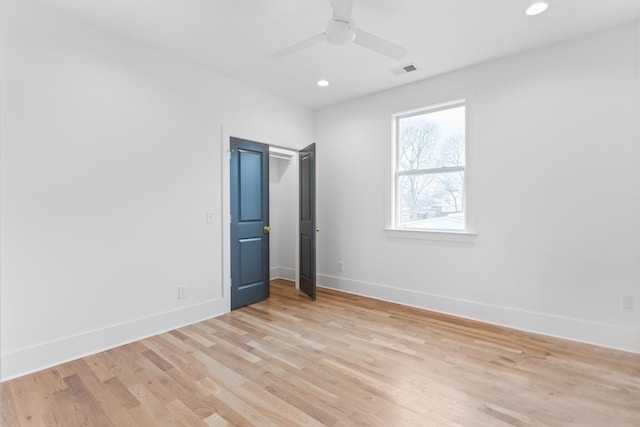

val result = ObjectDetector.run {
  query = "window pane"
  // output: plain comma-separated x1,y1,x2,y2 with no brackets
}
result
397,105,465,171
398,171,465,230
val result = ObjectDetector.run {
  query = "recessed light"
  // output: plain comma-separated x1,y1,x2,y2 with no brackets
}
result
317,79,330,87
526,1,548,16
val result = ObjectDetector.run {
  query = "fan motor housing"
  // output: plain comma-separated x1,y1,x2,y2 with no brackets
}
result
325,19,356,45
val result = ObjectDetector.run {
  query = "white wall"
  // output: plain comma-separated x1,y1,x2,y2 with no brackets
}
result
315,23,640,353
269,155,297,281
0,0,313,380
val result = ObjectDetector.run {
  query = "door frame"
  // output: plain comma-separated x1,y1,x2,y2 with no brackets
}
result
221,127,301,311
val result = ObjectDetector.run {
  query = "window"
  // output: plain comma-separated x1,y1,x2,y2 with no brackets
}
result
392,100,467,232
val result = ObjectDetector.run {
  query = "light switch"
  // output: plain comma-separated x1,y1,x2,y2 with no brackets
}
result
206,212,215,224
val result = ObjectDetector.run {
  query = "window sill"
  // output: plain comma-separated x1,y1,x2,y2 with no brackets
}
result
384,228,477,243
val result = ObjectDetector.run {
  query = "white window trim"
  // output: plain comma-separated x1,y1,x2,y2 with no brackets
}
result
385,93,476,243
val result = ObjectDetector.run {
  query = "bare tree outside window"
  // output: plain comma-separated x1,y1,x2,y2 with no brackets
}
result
395,103,466,231
437,134,465,213
397,119,439,221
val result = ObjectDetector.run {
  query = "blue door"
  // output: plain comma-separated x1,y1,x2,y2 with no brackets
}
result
230,137,270,309
299,143,317,300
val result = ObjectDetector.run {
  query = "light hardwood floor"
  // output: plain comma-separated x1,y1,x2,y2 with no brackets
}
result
2,279,639,426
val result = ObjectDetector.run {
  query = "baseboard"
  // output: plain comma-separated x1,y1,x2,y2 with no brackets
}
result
1,298,227,382
6,276,636,382
270,267,295,281
318,274,640,354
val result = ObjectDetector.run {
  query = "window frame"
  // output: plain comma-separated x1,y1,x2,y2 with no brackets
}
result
386,97,476,242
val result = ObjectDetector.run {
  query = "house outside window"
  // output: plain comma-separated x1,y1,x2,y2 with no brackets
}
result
393,100,467,232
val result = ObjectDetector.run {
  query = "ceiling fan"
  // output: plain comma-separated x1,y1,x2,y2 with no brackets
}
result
269,0,409,60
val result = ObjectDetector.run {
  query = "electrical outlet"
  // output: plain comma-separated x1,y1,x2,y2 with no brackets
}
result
622,295,635,310
338,261,344,272
178,285,187,299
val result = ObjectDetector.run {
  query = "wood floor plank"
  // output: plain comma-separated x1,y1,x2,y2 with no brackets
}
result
203,412,232,427
50,388,90,426
101,376,140,410
197,377,280,427
1,382,20,427
261,377,339,426
234,381,325,427
2,279,639,426
83,353,116,383
70,360,139,426
63,374,115,426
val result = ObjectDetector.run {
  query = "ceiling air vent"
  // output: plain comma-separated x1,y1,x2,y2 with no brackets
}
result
391,63,419,76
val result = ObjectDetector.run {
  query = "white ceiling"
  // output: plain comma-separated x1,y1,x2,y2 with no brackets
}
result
39,0,640,110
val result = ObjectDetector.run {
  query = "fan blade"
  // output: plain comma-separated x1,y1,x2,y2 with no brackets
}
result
269,33,325,59
354,29,408,60
330,0,353,20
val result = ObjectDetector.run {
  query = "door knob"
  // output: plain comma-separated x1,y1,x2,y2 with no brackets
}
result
264,226,271,233
315,226,320,232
